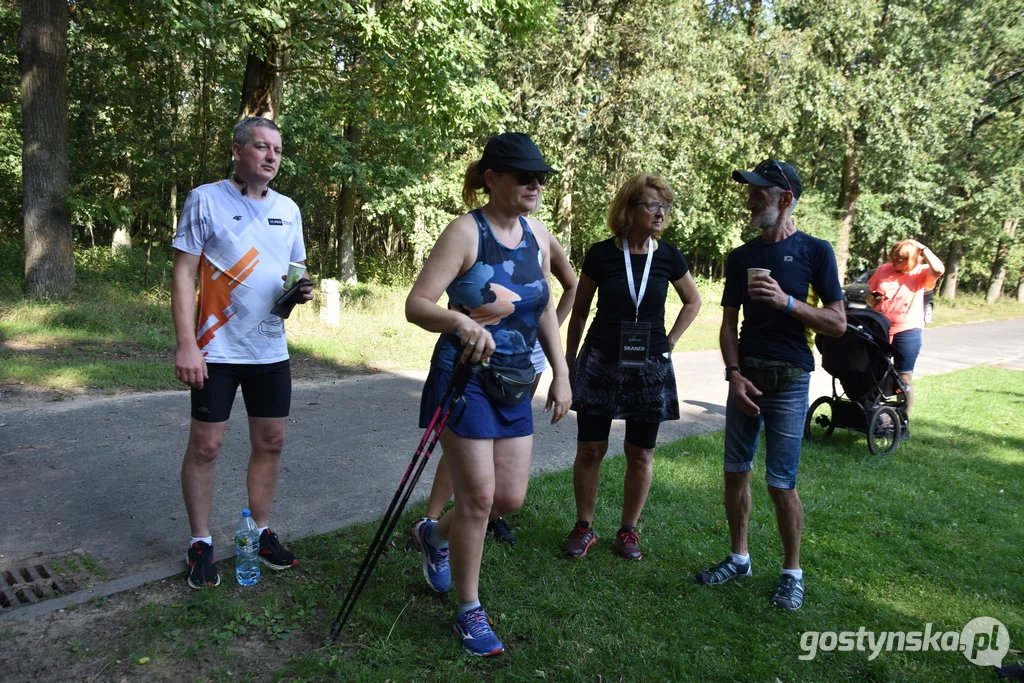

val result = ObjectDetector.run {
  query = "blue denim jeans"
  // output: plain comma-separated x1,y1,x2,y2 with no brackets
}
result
724,372,810,489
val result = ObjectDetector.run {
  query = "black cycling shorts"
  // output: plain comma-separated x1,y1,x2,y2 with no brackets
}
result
576,413,661,450
191,360,291,423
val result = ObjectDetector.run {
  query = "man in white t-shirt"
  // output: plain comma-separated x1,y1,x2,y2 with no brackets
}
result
171,116,313,589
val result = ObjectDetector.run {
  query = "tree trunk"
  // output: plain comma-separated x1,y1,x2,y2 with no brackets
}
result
335,123,361,285
834,124,862,284
986,218,1018,304
552,171,574,260
940,238,962,299
18,0,74,297
1017,275,1024,303
238,33,286,120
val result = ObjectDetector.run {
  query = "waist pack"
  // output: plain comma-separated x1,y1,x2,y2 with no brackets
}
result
476,360,536,406
740,356,807,393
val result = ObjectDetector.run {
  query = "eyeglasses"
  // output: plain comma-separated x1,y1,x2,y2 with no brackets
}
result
633,201,673,215
495,167,550,186
770,159,793,194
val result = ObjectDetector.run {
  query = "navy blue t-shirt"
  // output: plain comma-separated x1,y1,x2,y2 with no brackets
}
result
582,238,689,356
721,231,843,372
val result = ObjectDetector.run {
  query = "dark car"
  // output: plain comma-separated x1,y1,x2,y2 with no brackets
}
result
842,269,935,325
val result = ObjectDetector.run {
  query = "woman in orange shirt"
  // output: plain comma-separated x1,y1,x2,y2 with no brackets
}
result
866,239,945,425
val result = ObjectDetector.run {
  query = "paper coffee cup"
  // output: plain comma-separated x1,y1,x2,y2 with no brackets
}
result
747,267,771,285
284,262,306,289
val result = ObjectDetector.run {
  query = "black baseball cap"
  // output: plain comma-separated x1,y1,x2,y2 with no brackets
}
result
733,159,803,200
479,133,557,173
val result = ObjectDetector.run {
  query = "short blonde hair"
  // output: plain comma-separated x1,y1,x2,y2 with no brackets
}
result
607,173,674,238
889,240,922,266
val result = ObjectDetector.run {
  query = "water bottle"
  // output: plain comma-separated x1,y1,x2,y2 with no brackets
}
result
234,509,260,586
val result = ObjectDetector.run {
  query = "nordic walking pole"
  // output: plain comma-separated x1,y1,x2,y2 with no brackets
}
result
329,360,473,642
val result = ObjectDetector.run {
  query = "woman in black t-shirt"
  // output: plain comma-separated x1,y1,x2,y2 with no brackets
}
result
561,173,702,561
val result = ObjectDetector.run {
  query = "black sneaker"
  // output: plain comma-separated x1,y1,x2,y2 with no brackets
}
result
186,541,220,589
694,555,752,585
772,574,805,610
258,528,299,570
487,517,518,545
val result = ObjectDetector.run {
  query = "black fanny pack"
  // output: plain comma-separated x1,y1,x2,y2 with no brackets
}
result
475,360,536,406
740,356,806,393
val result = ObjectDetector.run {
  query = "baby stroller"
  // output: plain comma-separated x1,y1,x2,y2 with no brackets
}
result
805,309,909,455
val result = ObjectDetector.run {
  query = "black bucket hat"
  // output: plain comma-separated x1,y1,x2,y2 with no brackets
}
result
479,133,557,173
733,159,803,200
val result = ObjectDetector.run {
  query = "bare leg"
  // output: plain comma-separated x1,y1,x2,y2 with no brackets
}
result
181,420,229,538
246,417,288,528
767,485,803,570
572,441,608,524
621,442,654,528
901,373,914,416
434,431,494,605
724,470,753,555
425,453,454,520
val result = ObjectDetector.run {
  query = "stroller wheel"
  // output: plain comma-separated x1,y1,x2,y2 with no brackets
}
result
867,405,902,456
805,397,836,441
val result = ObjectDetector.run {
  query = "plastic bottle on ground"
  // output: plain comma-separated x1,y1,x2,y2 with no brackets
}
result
235,508,260,586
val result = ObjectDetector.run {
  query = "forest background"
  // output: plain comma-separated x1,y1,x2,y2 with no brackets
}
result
3,0,1023,304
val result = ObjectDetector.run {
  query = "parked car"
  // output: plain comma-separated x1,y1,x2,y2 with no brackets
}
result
842,269,935,325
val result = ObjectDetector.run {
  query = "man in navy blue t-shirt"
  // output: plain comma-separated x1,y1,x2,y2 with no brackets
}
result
694,159,845,611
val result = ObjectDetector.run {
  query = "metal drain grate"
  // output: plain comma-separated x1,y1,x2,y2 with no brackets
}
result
0,564,67,611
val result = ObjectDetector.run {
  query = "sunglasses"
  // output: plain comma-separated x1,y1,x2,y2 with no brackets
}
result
770,159,794,194
495,167,551,186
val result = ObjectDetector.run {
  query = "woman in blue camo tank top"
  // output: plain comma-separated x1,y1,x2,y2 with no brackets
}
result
405,133,572,657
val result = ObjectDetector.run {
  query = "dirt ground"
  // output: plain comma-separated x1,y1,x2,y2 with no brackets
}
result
0,578,316,683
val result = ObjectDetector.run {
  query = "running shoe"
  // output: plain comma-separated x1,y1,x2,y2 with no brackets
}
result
772,574,805,610
186,541,220,589
258,529,300,570
487,517,518,545
694,555,752,585
562,522,597,558
411,518,451,593
453,607,504,657
613,526,642,561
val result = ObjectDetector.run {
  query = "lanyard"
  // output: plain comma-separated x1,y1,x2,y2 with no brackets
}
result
622,236,655,323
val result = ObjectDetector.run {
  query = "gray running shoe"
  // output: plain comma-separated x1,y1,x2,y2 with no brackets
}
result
694,555,752,585
772,574,805,610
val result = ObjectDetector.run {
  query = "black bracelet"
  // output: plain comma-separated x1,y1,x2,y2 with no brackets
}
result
725,365,740,381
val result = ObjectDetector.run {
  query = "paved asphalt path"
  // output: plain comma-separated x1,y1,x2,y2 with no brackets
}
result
1,318,1022,612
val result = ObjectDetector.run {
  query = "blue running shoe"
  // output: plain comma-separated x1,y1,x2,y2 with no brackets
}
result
411,518,451,593
453,607,504,657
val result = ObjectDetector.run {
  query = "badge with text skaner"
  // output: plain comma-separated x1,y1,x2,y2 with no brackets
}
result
618,321,651,368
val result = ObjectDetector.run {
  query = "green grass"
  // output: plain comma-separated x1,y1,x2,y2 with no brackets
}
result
26,367,1023,681
930,291,1024,327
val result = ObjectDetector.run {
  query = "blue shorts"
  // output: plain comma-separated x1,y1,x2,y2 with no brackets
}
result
891,328,923,374
724,372,809,490
418,365,533,439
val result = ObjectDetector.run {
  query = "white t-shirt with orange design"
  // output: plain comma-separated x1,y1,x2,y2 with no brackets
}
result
172,181,306,364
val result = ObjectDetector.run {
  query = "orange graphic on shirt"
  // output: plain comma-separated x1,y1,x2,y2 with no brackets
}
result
464,283,521,326
195,248,259,350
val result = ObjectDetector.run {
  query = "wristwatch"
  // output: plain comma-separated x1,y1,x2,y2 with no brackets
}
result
725,365,740,381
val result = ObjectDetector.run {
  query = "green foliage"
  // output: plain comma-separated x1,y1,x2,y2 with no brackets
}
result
0,0,1021,292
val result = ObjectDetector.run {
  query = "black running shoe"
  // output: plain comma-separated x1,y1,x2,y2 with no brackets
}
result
487,517,518,545
258,529,299,570
186,541,220,589
694,555,752,585
772,574,805,610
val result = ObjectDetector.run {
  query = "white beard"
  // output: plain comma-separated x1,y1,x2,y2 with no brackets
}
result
750,203,780,230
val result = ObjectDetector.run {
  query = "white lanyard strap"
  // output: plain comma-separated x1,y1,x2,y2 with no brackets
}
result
622,236,655,322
